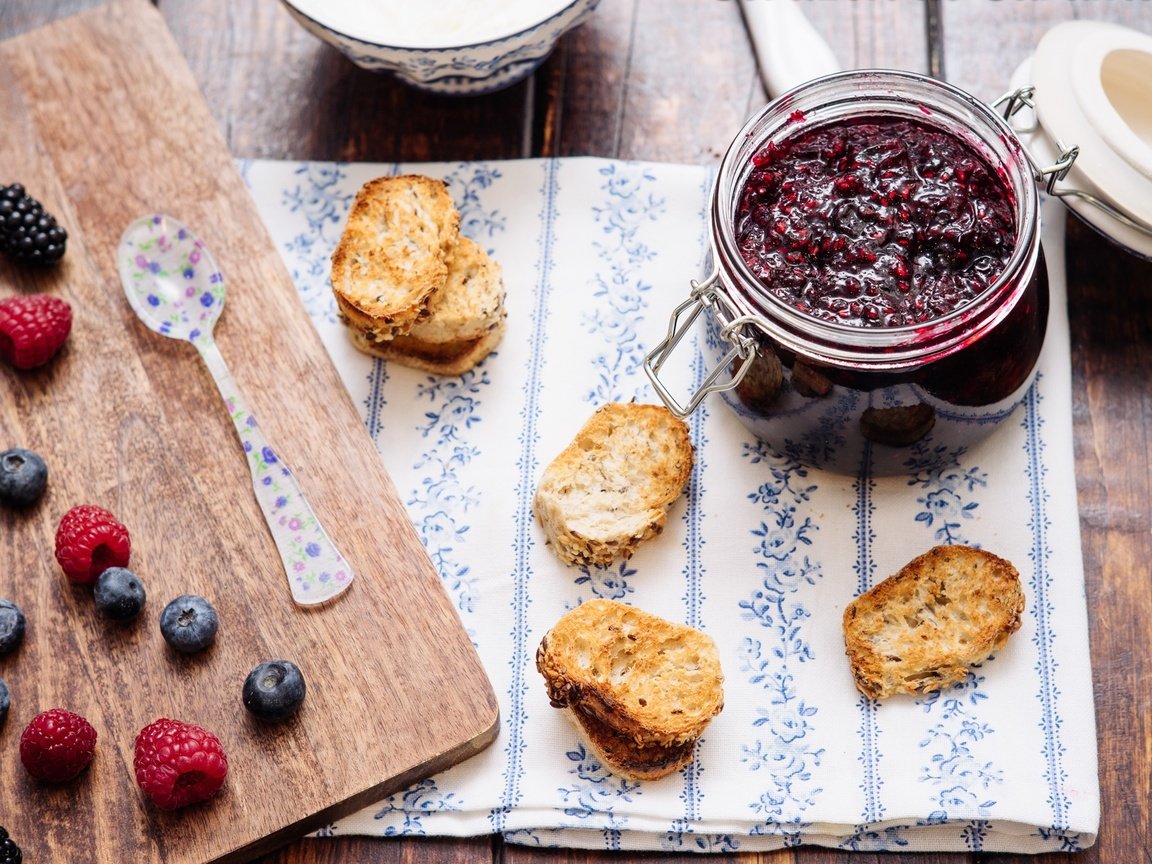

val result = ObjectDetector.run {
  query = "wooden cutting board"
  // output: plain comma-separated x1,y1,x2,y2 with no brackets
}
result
0,1,499,861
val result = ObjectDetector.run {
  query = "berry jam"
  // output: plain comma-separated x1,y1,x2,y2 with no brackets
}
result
735,117,1016,328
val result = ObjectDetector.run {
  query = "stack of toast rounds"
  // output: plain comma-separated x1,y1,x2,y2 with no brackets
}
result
331,175,506,375
536,598,725,781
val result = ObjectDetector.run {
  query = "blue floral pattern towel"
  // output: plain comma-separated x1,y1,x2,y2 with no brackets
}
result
243,158,1099,854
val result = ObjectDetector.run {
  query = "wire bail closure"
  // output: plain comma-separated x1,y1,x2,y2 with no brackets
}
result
644,270,759,418
995,85,1152,238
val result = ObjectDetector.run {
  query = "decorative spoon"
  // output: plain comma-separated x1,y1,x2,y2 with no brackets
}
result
117,214,353,606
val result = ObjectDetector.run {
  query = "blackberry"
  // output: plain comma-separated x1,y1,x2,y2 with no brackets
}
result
0,825,21,864
0,448,48,508
242,660,306,722
0,599,25,656
159,595,218,654
0,184,67,264
94,568,146,621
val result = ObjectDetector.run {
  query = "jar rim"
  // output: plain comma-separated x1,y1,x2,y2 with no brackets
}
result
711,68,1041,368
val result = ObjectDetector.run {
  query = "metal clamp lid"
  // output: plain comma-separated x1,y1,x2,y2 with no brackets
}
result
996,85,1152,239
644,270,759,418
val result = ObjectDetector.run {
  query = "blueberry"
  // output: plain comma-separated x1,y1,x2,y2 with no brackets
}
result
0,447,47,507
93,567,146,621
0,598,25,655
159,594,218,653
0,677,10,729
242,659,306,722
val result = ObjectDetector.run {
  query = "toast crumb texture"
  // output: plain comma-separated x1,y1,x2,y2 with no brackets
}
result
331,175,460,336
406,236,505,343
536,598,724,753
842,544,1025,700
533,402,694,567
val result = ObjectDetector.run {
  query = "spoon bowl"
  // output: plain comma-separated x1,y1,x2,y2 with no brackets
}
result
120,216,225,345
118,214,354,606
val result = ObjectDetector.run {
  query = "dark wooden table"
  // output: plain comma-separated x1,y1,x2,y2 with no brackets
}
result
4,1,1151,862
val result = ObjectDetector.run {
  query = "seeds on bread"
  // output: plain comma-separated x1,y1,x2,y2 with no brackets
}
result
533,402,693,567
331,175,460,340
536,598,724,753
842,544,1025,700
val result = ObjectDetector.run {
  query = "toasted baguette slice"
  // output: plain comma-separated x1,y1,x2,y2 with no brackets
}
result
349,315,505,376
533,402,693,567
405,236,505,343
536,598,724,747
331,175,460,339
842,544,1025,700
567,706,697,781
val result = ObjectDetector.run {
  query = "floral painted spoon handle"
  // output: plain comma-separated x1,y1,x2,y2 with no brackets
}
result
197,341,353,605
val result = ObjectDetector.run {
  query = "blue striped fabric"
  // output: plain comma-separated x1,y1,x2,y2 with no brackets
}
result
245,158,1099,853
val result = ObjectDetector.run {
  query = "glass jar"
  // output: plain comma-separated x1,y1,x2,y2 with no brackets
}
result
646,69,1048,475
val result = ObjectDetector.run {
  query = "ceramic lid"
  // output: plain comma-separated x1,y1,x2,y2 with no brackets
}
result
1007,20,1152,259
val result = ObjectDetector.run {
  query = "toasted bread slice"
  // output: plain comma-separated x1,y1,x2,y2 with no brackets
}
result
347,233,507,374
349,315,505,375
566,706,697,781
536,598,724,747
331,175,460,339
405,236,505,343
842,544,1025,700
533,402,693,567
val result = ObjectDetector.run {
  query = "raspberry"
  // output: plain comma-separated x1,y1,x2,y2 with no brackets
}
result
54,504,131,585
0,183,68,264
133,718,229,810
19,708,97,782
0,295,72,369
0,827,22,864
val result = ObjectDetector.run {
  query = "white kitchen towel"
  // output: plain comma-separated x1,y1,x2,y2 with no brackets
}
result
243,157,1099,854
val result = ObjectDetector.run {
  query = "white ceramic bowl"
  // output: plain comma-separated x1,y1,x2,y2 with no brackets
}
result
280,0,601,95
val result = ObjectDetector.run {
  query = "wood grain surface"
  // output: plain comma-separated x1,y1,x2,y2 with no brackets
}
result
3,1,1152,864
0,2,498,862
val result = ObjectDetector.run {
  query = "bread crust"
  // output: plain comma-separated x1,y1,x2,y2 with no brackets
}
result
842,544,1025,699
566,706,697,781
348,316,505,375
536,599,724,748
533,402,694,567
330,175,460,338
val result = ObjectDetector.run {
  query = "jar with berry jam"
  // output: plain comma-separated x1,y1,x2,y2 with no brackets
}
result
646,70,1048,475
